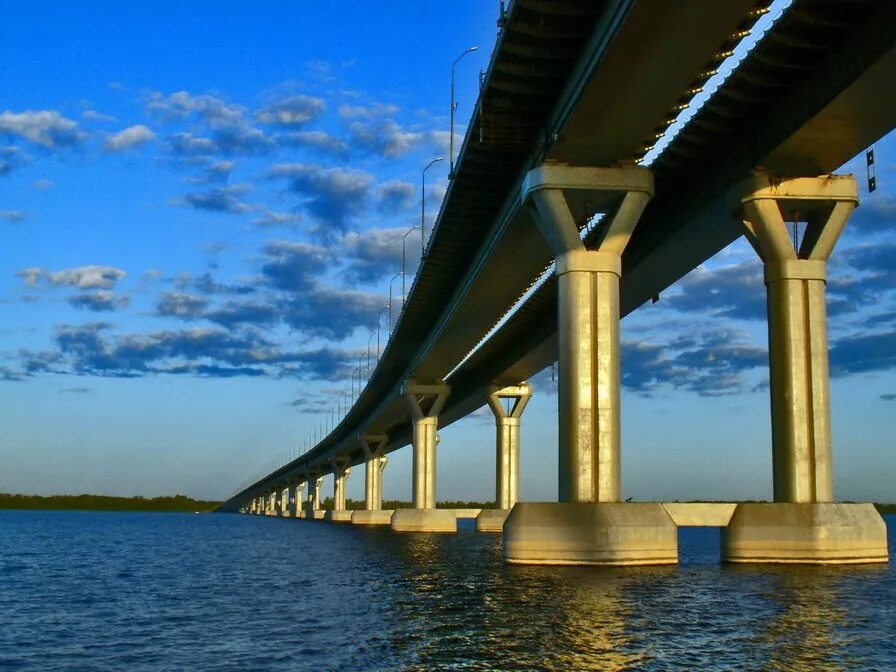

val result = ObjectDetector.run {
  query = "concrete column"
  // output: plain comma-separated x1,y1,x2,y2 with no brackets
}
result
403,381,450,509
526,165,652,503
289,482,305,517
478,384,532,532
392,381,455,532
739,174,859,503
304,475,324,520
723,173,887,565
353,435,393,525
487,384,532,509
279,487,289,517
505,164,678,565
325,459,353,523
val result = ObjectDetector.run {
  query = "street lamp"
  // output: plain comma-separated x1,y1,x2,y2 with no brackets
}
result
421,157,443,255
402,225,420,304
367,332,377,375
388,272,402,331
376,306,389,358
450,46,478,177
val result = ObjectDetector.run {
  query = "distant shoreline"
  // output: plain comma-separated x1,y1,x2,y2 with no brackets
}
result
0,493,220,513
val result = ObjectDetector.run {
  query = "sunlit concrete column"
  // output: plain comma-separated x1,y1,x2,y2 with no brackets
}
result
304,474,324,520
279,486,290,517
352,435,393,525
295,481,307,518
325,459,353,522
289,481,304,518
266,491,276,516
477,384,532,532
504,164,677,565
392,381,456,532
723,172,887,564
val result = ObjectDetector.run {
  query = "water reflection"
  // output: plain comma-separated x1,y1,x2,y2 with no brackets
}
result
732,564,888,670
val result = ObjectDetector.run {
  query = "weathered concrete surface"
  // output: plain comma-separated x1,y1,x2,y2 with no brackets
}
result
722,503,889,564
324,510,353,523
504,502,678,565
309,510,325,521
476,508,509,532
391,508,457,533
662,503,737,527
351,510,394,526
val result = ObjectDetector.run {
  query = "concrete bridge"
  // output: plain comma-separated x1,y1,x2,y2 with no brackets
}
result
221,0,895,566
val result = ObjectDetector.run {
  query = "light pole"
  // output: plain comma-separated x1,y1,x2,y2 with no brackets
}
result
388,272,402,331
367,332,377,375
402,225,420,304
421,157,443,255
376,306,388,358
450,46,478,178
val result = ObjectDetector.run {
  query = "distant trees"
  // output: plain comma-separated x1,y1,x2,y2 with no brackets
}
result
319,497,495,510
0,493,220,512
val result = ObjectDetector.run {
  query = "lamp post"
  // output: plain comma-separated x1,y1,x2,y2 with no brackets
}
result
450,46,478,178
367,332,377,375
402,225,420,304
421,157,443,256
376,306,388,358
388,272,402,331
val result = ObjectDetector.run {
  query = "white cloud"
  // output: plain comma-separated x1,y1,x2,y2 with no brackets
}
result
104,124,156,152
17,265,126,289
0,110,85,148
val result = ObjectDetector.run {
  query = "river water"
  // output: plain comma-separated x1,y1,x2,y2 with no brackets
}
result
0,510,893,671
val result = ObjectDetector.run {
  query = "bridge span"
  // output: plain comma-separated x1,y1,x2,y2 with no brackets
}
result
222,0,895,566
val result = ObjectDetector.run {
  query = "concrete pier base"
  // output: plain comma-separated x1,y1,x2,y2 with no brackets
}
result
391,508,457,533
476,509,509,532
308,510,325,521
351,510,394,526
504,502,678,565
324,510,353,523
722,503,888,564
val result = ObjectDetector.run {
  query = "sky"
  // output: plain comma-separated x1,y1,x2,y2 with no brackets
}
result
1,2,894,505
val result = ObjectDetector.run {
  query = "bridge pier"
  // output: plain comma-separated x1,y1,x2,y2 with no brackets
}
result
505,164,677,565
305,474,324,520
292,481,305,518
722,173,888,564
477,384,531,532
392,381,456,532
325,460,353,522
352,435,393,525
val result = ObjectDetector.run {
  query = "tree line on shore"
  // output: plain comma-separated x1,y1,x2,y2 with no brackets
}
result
0,493,220,512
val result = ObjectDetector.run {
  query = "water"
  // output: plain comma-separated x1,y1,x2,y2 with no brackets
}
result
0,511,893,671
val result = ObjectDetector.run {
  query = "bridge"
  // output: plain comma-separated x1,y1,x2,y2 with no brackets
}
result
220,0,895,565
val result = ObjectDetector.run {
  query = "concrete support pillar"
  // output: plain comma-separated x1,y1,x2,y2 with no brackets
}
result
352,435,393,525
403,381,450,509
290,482,305,518
478,384,532,533
392,381,456,532
504,164,677,565
303,474,322,519
361,435,388,511
488,384,531,509
723,173,888,564
279,487,289,517
325,459,353,522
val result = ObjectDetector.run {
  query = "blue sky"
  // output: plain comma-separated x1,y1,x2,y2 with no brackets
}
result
1,2,894,504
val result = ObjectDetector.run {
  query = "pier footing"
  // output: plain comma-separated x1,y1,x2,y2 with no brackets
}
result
504,502,678,565
391,509,457,533
722,503,888,564
351,510,394,526
476,509,509,532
